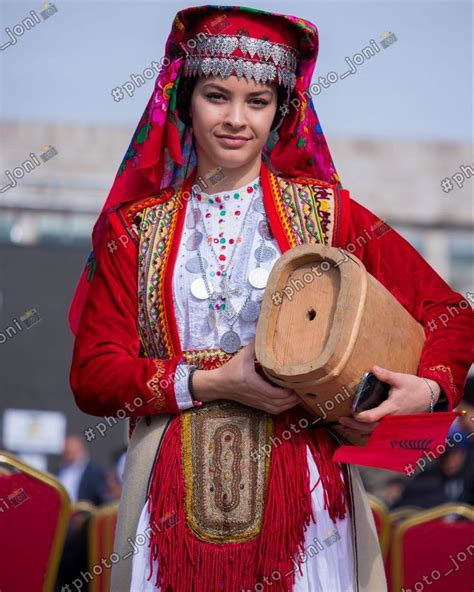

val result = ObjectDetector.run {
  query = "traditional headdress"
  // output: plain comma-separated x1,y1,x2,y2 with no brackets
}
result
68,5,341,334
182,12,299,92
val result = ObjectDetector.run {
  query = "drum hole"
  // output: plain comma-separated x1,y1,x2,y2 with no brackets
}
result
306,308,316,321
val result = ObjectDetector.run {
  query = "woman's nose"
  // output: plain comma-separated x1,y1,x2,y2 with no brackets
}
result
223,101,246,128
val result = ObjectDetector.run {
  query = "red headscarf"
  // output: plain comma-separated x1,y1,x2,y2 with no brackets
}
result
68,4,341,335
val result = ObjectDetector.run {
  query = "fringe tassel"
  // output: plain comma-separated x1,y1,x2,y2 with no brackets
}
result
274,409,351,528
303,425,351,522
255,416,314,590
145,409,350,592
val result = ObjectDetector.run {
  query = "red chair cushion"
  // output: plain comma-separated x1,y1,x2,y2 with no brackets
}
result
400,518,474,591
0,471,66,592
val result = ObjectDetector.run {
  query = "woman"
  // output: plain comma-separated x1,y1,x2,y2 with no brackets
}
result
69,6,472,592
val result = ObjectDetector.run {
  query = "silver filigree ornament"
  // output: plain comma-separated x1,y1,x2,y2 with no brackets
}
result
183,33,298,91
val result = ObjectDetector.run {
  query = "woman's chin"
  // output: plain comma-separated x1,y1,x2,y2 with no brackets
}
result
210,149,257,170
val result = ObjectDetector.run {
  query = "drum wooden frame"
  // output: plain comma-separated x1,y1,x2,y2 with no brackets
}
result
255,244,425,445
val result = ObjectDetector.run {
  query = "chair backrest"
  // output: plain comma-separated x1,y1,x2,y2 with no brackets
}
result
384,506,422,591
88,502,119,592
69,500,98,533
391,503,474,592
0,451,71,592
368,494,391,561
389,506,422,524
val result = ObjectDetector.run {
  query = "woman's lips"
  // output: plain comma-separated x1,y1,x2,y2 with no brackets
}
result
216,135,249,148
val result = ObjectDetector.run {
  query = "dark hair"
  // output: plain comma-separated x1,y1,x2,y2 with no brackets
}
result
175,75,289,131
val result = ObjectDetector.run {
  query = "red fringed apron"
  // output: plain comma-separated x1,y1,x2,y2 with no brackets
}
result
146,399,350,592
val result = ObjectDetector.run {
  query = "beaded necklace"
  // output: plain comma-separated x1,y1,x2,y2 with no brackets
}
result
185,175,277,353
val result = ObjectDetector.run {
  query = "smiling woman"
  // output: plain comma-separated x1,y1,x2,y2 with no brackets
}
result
68,4,473,592
187,76,279,189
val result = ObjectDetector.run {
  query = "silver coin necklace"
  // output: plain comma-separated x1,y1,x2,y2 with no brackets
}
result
187,187,255,308
186,182,276,353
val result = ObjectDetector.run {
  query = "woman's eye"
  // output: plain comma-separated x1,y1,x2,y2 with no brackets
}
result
206,93,225,100
205,93,268,106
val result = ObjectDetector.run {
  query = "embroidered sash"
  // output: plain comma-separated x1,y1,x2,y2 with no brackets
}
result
182,401,273,542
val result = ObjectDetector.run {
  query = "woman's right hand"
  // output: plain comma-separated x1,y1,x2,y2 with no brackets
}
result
192,339,301,415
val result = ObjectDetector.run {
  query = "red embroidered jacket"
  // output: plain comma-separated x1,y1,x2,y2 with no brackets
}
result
70,173,473,420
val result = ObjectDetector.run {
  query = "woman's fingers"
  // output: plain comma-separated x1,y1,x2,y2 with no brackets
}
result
231,389,300,414
351,397,397,423
338,416,379,433
222,346,302,414
261,399,300,415
248,391,299,406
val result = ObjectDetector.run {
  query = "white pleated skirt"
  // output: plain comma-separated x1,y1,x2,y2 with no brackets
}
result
130,445,355,591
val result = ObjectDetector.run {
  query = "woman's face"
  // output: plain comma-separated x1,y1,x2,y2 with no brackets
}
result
190,75,278,171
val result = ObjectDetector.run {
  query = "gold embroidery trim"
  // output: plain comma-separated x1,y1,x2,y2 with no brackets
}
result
157,195,181,359
182,348,235,366
181,406,273,543
425,364,458,399
269,170,298,248
146,359,167,411
125,190,174,223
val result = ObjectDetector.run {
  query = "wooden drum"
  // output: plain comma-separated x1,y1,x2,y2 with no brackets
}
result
255,244,426,445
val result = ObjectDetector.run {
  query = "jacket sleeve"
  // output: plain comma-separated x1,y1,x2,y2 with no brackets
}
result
336,194,473,411
70,207,193,418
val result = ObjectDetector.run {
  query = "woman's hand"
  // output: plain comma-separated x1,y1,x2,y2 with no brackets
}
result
338,365,442,435
192,338,301,415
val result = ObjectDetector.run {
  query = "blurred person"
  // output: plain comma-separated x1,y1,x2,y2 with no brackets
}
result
450,374,474,448
358,466,406,504
450,374,474,503
393,446,474,508
68,5,473,592
383,476,408,508
56,434,106,506
104,445,128,502
54,507,91,592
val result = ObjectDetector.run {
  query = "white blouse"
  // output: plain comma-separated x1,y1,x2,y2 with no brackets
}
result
172,173,283,408
130,174,355,591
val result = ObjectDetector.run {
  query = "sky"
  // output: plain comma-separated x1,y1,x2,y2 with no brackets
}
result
0,0,472,142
